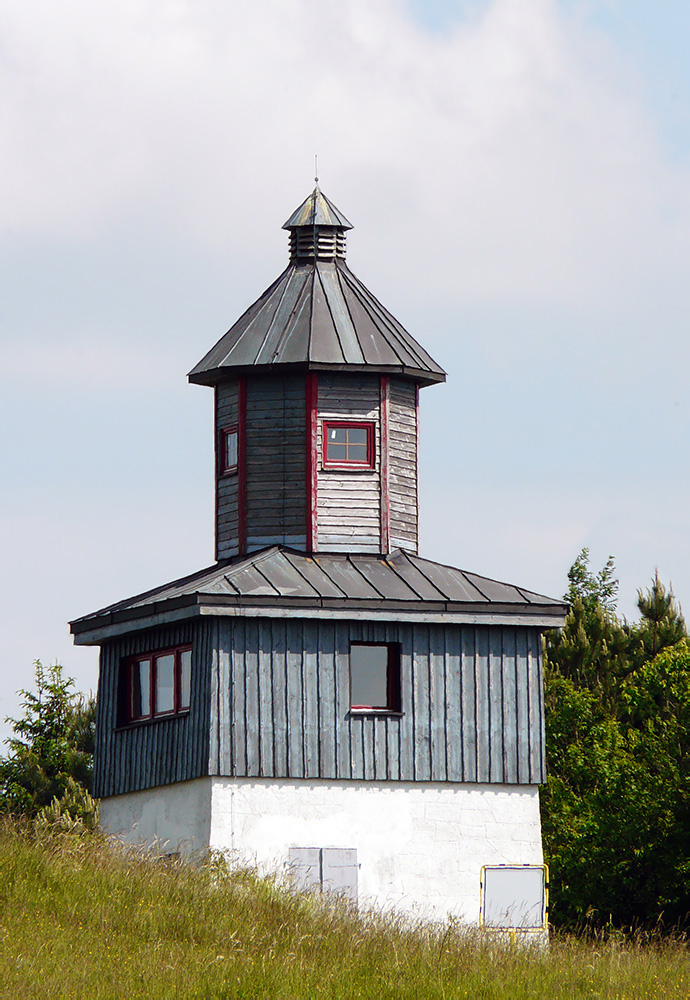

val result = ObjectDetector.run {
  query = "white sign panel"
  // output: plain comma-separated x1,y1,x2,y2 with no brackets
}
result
481,865,547,929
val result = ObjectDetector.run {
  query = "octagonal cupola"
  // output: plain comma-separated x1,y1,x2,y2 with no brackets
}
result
189,188,445,560
283,185,353,262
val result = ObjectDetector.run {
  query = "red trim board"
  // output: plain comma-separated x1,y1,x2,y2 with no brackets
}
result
380,376,390,553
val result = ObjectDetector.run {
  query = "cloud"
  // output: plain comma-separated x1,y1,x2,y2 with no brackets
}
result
1,0,689,313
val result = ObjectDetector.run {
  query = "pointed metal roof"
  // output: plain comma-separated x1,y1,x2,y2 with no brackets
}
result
188,261,445,385
282,186,353,230
70,546,568,643
189,188,446,387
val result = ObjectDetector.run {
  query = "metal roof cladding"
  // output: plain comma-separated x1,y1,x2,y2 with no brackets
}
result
282,186,353,230
70,546,568,642
188,187,446,388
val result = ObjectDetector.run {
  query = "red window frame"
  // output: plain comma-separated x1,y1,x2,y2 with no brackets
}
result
219,425,239,475
125,644,192,724
322,420,375,469
349,642,402,714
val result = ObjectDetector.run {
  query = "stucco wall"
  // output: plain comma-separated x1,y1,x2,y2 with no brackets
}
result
99,777,212,855
210,777,543,922
99,776,543,923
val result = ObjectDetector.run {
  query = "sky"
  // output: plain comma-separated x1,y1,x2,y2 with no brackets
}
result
2,0,690,742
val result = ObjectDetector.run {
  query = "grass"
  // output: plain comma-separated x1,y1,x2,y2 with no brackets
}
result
0,818,687,998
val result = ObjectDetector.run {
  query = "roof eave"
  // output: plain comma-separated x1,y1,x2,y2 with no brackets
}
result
71,593,568,645
188,361,446,388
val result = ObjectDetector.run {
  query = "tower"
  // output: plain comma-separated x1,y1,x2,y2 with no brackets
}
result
187,186,444,558
71,187,566,928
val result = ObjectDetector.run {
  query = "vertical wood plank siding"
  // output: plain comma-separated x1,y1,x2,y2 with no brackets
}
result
388,378,418,553
211,621,545,785
216,381,239,559
245,376,307,551
316,373,381,553
93,621,213,798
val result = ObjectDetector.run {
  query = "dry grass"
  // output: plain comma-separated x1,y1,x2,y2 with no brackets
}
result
0,817,687,998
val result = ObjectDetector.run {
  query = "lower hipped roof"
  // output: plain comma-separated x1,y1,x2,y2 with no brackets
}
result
70,547,568,644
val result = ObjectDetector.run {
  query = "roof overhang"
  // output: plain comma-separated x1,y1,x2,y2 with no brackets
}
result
188,361,446,389
71,593,567,645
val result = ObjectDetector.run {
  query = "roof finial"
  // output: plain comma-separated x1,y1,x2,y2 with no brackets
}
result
314,154,319,186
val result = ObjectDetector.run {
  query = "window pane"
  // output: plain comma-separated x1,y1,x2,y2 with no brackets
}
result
131,659,151,719
346,427,368,446
224,430,238,470
350,645,388,708
179,649,191,711
327,442,347,461
155,654,175,714
329,427,346,443
347,443,368,462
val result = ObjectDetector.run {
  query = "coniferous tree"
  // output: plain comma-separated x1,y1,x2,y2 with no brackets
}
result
629,572,686,669
545,549,628,704
0,661,95,816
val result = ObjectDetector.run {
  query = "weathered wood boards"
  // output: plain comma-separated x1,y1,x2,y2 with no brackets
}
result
216,382,240,558
389,378,418,552
216,377,308,556
245,376,307,551
94,619,545,797
93,620,214,798
216,371,420,556
316,373,382,553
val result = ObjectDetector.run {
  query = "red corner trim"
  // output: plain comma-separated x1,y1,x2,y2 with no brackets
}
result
380,376,390,554
237,376,247,555
415,383,420,556
306,372,318,552
214,387,219,562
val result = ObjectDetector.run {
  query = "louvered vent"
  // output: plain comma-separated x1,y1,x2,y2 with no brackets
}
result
289,226,346,262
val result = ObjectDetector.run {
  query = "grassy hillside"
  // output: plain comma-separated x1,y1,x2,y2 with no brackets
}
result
0,819,687,999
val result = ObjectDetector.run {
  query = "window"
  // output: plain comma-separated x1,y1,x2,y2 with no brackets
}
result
349,642,401,713
125,645,191,723
322,421,374,468
220,426,238,474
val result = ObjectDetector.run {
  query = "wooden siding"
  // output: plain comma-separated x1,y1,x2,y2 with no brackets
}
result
94,620,213,798
316,373,381,553
216,372,418,556
245,376,307,551
216,382,240,559
388,378,418,553
212,620,545,785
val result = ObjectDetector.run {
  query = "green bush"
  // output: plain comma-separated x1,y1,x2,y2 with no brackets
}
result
543,552,690,929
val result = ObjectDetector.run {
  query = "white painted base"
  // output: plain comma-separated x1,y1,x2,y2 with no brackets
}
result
99,778,212,856
99,777,544,924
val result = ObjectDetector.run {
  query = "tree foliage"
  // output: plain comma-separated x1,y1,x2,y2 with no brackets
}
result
542,551,690,930
35,776,100,833
629,571,686,670
565,547,619,614
0,661,96,817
